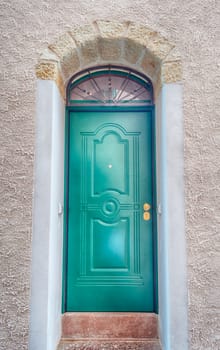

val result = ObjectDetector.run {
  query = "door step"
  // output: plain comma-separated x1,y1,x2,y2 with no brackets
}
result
57,313,161,349
58,339,161,349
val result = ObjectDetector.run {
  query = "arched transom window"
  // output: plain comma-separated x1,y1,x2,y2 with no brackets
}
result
67,65,153,106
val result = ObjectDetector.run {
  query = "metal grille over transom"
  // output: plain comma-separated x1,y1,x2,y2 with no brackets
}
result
67,65,153,106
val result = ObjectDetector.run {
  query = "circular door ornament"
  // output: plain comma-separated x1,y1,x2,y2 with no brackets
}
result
101,197,120,219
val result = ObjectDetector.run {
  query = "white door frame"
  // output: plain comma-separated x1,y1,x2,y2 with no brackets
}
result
29,77,187,350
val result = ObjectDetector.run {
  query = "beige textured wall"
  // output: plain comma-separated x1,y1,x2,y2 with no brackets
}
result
0,1,219,349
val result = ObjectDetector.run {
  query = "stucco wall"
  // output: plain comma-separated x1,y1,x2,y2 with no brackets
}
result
0,1,219,349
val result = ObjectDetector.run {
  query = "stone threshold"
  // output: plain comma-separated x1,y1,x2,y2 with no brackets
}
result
58,339,161,350
62,312,159,339
58,313,161,349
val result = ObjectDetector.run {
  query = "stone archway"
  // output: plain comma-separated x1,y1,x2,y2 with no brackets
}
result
36,20,182,99
30,21,187,350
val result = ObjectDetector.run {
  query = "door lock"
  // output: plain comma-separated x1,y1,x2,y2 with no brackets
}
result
143,203,151,221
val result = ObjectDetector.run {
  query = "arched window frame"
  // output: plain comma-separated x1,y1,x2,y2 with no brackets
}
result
67,65,154,106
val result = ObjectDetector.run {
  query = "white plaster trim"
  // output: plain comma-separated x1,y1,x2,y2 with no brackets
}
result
29,80,188,350
156,84,188,350
29,80,65,350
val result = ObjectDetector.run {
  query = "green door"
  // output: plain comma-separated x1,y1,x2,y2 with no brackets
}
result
65,110,155,311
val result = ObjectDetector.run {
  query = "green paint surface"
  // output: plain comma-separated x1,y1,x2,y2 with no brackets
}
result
66,111,155,311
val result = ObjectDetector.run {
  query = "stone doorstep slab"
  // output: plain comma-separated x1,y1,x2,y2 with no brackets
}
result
57,339,161,350
62,313,159,339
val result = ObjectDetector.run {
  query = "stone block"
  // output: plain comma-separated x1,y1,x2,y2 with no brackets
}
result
96,20,127,38
127,22,153,46
123,39,145,64
49,33,80,80
61,56,80,82
162,60,182,83
98,37,122,61
79,44,100,66
35,61,65,99
140,50,159,80
49,33,75,59
69,25,99,66
69,24,96,44
35,61,57,80
127,22,174,61
37,50,66,96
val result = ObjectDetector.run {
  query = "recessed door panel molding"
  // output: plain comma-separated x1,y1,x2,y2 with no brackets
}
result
93,131,128,195
91,218,129,270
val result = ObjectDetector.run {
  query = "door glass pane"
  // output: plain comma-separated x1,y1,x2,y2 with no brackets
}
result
67,66,153,106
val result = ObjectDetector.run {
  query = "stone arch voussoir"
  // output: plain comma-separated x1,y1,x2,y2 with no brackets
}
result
36,20,182,99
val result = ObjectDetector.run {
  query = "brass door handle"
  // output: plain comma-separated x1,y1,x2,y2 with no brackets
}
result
143,203,151,221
